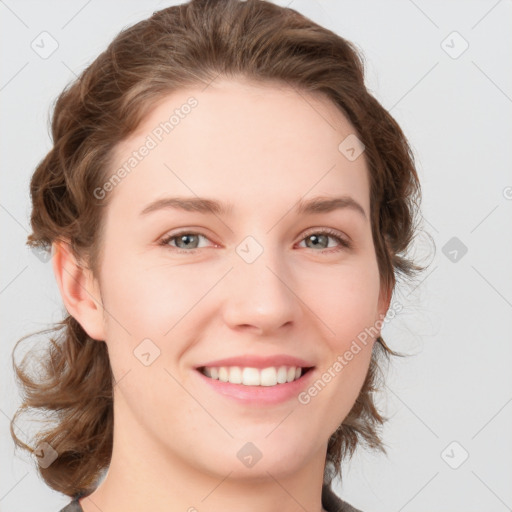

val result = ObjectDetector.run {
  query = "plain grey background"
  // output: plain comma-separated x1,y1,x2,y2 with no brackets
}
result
1,1,511,511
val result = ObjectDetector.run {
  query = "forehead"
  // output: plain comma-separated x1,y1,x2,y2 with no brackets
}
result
106,78,370,219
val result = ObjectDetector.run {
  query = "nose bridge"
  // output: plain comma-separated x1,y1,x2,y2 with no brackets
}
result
222,233,298,333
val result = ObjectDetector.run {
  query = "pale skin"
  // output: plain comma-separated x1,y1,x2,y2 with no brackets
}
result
52,78,391,512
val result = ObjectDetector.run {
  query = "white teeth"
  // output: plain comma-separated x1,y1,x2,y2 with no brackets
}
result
243,367,261,386
201,365,305,386
277,366,288,384
218,367,229,382
228,366,242,384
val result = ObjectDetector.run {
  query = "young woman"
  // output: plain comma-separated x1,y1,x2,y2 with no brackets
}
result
11,1,427,511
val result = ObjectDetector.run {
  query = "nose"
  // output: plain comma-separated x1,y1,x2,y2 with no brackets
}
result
221,245,300,336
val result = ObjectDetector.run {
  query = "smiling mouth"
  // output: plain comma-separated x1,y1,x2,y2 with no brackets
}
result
197,366,315,387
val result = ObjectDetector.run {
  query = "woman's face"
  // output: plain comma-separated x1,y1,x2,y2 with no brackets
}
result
84,78,390,482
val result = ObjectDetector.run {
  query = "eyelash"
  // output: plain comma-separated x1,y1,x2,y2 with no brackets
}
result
158,228,352,254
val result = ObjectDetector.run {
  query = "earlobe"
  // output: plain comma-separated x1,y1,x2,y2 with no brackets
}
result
51,239,106,341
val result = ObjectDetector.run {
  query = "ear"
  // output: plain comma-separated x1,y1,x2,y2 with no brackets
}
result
51,239,106,341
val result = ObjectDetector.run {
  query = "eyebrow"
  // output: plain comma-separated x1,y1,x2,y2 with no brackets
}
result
139,195,367,220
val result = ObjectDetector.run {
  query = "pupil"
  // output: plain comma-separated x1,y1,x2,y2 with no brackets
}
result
308,234,326,248
179,234,197,248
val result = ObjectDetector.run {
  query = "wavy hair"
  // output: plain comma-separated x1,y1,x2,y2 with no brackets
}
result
10,0,430,498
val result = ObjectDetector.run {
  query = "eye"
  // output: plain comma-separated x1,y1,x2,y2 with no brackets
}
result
158,231,213,253
297,228,351,252
158,228,351,254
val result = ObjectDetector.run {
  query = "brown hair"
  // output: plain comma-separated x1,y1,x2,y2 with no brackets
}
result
11,0,430,499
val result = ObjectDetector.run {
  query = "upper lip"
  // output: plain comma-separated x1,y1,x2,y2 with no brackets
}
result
195,354,315,370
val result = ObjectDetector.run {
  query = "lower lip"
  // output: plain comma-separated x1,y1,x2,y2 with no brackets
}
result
195,368,316,406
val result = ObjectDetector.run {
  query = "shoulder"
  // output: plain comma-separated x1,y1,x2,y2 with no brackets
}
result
57,498,83,512
322,484,363,512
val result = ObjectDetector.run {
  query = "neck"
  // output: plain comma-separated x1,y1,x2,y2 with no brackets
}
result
79,396,330,512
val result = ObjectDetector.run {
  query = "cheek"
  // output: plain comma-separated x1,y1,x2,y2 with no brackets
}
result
321,261,381,406
322,346,375,436
309,258,381,344
100,245,381,359
98,255,217,372
101,254,197,327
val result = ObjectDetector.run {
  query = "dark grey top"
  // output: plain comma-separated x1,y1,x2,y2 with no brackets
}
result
58,485,362,512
